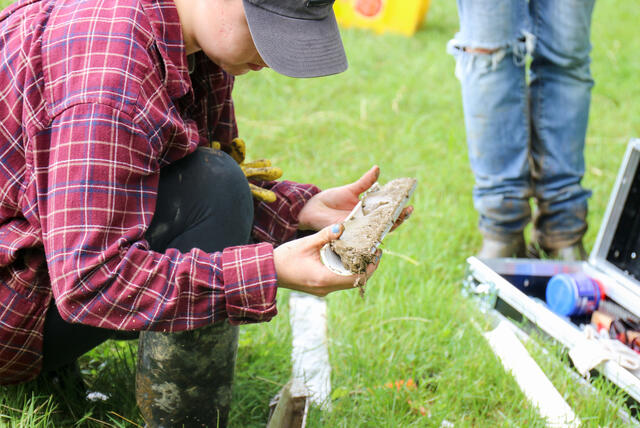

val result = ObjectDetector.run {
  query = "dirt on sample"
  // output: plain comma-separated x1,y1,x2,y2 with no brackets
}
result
330,177,417,273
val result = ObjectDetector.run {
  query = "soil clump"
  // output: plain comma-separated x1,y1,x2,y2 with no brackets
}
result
330,177,416,273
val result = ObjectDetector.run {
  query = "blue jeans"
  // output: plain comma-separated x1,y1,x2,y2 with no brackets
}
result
448,0,595,250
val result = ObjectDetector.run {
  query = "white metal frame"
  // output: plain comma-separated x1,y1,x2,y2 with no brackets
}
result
467,255,640,403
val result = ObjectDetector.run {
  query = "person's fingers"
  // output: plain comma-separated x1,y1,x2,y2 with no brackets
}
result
242,159,272,168
365,249,383,276
242,165,283,181
313,223,344,248
249,183,277,203
229,137,246,164
346,165,380,196
390,205,414,232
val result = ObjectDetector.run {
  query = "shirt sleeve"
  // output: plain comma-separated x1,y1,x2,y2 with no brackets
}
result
251,180,321,246
37,103,277,330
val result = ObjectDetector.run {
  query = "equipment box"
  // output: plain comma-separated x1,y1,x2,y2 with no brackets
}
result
466,138,640,403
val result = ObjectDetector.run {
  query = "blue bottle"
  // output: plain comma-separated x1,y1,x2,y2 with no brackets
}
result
545,272,604,317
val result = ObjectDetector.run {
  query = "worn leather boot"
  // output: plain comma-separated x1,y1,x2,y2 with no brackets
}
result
529,222,588,261
136,320,239,428
546,241,588,261
477,235,526,258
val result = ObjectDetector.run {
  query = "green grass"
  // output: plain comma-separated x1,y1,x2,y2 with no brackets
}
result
2,0,640,426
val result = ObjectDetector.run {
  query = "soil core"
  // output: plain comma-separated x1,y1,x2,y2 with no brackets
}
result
330,177,416,273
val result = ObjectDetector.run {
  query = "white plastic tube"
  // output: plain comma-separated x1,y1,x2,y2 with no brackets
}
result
484,321,581,428
289,292,332,410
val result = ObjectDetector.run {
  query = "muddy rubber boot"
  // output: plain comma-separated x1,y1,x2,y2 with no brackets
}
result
136,320,239,428
477,235,526,258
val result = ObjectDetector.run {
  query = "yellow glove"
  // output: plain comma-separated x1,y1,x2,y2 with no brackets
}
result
211,138,283,203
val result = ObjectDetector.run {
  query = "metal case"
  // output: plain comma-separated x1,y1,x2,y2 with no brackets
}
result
466,138,640,402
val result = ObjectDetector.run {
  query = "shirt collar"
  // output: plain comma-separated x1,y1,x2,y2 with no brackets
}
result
140,0,191,99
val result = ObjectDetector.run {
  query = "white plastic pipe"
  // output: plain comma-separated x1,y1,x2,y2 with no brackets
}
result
484,321,581,428
289,292,332,410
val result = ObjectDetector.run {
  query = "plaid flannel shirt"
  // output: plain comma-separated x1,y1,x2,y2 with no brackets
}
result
0,0,319,384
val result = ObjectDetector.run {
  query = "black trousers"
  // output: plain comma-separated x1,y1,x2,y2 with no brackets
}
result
41,147,254,372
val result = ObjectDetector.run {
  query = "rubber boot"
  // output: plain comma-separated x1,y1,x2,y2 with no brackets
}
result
136,320,239,428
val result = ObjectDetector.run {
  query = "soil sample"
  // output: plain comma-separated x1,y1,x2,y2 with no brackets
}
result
330,177,417,273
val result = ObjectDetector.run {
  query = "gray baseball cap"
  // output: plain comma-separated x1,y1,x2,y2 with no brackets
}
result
243,0,348,78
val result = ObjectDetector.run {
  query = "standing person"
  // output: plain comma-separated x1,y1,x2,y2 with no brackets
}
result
0,0,412,426
448,0,595,260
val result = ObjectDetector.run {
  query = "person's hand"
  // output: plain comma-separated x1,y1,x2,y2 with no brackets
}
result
389,204,414,232
211,138,283,203
298,166,379,231
274,224,381,297
297,165,414,232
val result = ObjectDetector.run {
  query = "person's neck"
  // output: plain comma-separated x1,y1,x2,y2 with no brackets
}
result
173,0,200,55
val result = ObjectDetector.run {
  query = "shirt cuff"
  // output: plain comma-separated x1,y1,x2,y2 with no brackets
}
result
221,242,278,325
252,181,321,245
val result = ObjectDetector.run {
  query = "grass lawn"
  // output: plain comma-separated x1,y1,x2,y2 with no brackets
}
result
2,0,640,427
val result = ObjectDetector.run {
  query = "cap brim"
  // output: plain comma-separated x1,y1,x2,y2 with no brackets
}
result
243,1,348,78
